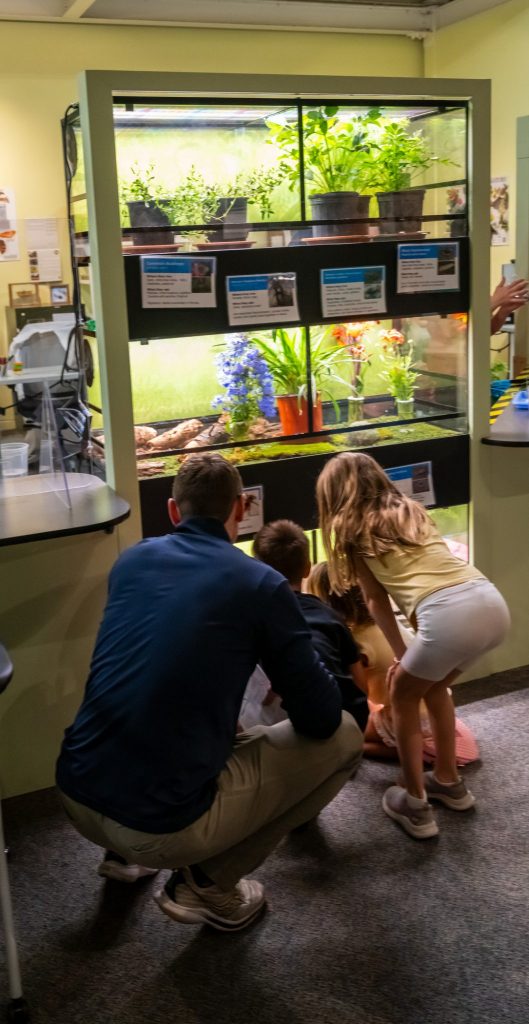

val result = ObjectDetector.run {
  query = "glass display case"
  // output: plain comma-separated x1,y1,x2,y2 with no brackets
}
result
65,73,484,539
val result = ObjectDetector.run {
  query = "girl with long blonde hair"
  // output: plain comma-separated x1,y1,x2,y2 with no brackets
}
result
317,452,510,839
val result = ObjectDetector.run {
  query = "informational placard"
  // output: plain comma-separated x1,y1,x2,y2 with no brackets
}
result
239,485,264,536
141,255,217,309
0,187,19,262
397,242,459,294
26,218,59,250
320,265,386,318
28,248,61,282
226,272,299,326
386,461,435,507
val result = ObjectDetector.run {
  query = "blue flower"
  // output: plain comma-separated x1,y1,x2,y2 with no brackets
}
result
212,334,276,435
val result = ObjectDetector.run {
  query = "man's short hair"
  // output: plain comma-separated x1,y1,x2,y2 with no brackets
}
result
253,520,309,584
172,454,243,522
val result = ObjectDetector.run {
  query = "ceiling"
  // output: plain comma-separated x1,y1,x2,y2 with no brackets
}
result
0,0,512,36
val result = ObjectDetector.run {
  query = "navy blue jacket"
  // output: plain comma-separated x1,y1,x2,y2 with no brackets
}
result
56,518,343,833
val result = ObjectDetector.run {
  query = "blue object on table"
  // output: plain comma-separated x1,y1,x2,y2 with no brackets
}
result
490,379,511,404
512,388,529,410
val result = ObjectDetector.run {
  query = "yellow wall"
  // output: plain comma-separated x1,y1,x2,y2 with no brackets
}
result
425,0,529,286
0,20,422,354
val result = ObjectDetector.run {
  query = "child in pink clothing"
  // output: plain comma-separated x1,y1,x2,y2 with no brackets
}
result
307,562,479,766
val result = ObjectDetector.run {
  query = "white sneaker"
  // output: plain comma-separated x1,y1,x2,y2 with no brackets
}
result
155,868,266,931
382,785,439,839
98,852,159,883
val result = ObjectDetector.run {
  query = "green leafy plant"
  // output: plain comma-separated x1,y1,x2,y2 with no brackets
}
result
120,162,285,232
233,167,285,219
362,118,455,193
379,328,419,402
250,328,349,414
490,360,508,381
267,106,381,195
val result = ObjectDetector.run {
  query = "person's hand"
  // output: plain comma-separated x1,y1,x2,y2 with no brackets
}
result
491,276,529,312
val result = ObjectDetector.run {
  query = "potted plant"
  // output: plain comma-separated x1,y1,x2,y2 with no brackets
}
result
331,321,378,420
363,118,455,234
209,166,286,241
121,163,285,246
212,334,276,440
379,328,419,417
250,327,349,436
268,106,381,237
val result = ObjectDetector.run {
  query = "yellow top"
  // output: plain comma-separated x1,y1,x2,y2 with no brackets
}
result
354,620,414,705
365,520,483,627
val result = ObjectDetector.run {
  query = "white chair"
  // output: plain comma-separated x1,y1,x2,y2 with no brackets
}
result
0,645,29,1022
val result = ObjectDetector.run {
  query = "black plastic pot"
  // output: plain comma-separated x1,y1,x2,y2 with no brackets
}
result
207,197,249,242
376,189,425,234
309,192,370,237
127,200,171,246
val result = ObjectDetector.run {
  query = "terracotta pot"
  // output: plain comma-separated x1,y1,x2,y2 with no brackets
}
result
276,394,323,437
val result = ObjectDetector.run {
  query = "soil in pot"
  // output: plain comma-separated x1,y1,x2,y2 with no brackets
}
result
309,192,370,238
376,189,425,234
276,395,323,438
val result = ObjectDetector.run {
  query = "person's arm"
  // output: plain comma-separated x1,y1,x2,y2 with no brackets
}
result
257,580,343,740
354,558,407,661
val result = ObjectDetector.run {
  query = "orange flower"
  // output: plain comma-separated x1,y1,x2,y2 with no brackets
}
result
379,328,405,348
449,312,468,332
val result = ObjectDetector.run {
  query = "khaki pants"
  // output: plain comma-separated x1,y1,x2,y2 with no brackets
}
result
60,712,363,891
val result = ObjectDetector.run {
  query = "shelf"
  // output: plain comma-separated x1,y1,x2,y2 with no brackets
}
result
482,394,529,447
0,473,130,546
0,368,79,387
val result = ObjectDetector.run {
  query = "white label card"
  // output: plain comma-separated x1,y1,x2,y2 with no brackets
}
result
397,242,460,294
239,486,264,536
320,265,386,318
385,461,435,508
226,273,299,326
141,255,217,308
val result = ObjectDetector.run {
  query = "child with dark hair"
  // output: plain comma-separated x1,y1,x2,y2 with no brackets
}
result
307,561,479,765
252,520,368,730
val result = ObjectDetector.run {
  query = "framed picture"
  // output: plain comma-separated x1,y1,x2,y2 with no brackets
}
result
50,284,70,306
8,282,40,307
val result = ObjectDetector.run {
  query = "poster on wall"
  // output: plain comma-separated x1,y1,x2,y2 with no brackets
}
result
0,187,20,262
491,176,509,246
28,248,62,282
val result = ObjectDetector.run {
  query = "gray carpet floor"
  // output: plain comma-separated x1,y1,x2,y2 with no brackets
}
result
1,673,529,1024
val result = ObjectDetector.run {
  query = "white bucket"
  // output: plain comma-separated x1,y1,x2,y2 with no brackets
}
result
0,442,29,477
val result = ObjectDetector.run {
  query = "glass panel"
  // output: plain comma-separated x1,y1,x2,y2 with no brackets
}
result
113,101,300,252
297,102,467,244
131,315,467,481
112,98,467,251
309,314,467,436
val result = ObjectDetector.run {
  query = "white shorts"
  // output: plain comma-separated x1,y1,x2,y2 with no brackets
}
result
400,578,510,682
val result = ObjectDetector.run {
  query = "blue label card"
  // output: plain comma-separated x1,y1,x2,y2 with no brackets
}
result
386,461,435,507
320,265,386,318
397,242,459,294
140,255,217,308
226,272,299,326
